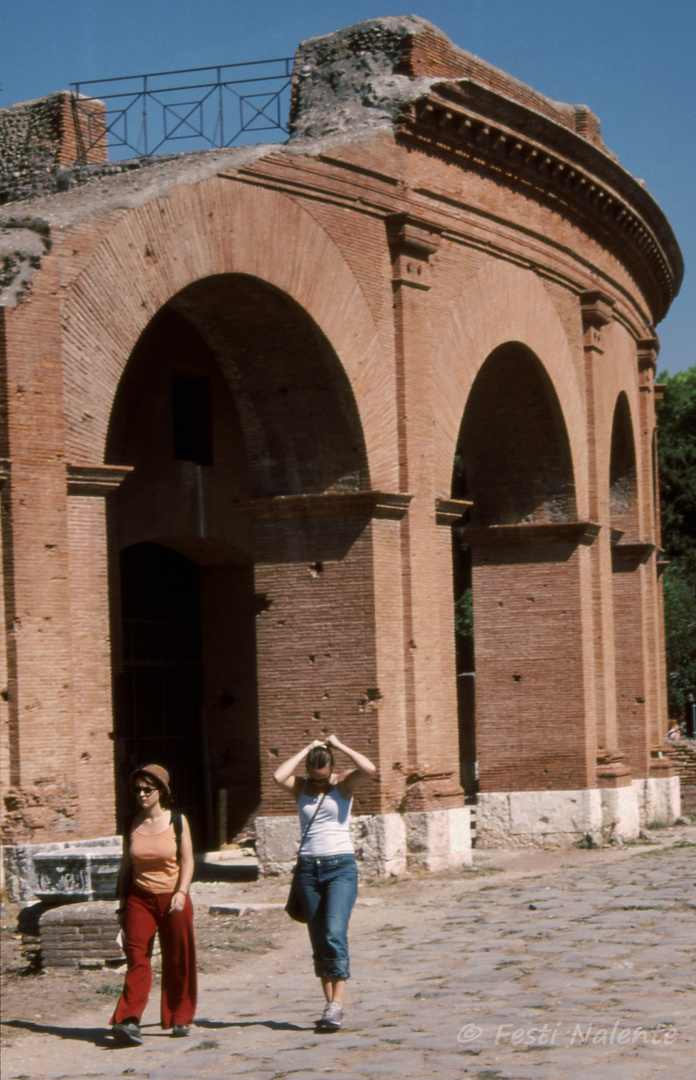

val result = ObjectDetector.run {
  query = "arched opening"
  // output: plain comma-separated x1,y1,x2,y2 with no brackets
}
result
609,393,639,540
609,393,648,775
452,343,582,794
456,343,576,528
106,274,369,846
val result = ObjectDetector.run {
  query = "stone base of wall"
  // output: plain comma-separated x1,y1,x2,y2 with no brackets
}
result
39,901,124,969
476,790,603,848
600,784,640,841
632,776,681,827
476,781,681,848
255,808,473,877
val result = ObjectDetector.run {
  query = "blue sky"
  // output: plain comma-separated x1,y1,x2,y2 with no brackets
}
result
1,0,693,375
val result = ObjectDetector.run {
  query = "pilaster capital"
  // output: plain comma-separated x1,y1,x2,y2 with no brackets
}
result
637,336,660,390
580,290,615,354
386,213,441,290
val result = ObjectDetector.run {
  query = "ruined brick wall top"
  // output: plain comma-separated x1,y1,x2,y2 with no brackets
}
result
290,15,607,151
0,93,107,206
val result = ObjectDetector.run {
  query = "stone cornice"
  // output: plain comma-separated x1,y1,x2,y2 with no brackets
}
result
462,521,601,547
245,491,412,522
435,497,473,526
395,79,683,323
611,540,656,565
66,463,133,496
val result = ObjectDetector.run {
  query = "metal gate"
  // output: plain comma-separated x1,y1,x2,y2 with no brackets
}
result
115,542,209,848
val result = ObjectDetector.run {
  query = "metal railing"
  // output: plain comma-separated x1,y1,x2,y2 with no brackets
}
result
70,57,294,162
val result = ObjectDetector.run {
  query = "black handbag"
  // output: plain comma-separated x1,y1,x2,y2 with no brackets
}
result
285,792,327,922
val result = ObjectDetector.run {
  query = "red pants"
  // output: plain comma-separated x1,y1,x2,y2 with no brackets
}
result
111,885,197,1029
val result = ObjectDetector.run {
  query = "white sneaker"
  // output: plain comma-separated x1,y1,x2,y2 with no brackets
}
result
319,1001,343,1030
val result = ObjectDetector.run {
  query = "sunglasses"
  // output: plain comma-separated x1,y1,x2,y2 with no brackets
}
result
133,784,156,796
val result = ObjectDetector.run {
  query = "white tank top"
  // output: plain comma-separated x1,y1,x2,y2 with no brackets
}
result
297,784,354,857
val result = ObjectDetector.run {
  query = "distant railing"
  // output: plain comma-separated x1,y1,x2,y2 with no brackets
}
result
70,57,294,162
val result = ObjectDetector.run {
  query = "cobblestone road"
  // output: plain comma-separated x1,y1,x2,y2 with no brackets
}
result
3,829,695,1080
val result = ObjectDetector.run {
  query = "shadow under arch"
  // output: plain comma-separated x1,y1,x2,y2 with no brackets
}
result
455,341,577,526
105,274,372,845
609,391,639,540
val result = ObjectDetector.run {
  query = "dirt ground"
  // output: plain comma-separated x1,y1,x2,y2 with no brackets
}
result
0,892,291,1032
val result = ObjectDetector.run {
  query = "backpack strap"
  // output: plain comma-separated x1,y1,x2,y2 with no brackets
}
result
170,808,183,862
123,810,182,860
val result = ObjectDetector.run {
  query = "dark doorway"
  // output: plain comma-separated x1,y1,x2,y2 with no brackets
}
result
114,542,208,848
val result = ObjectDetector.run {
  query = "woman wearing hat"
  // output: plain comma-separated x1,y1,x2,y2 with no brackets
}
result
111,764,197,1046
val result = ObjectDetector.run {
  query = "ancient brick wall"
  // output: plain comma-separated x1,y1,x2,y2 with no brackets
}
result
0,16,683,848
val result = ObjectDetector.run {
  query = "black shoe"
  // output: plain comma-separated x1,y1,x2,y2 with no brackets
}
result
172,1024,190,1037
112,1022,142,1046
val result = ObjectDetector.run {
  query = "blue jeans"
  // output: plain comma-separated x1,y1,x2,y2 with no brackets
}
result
295,854,358,979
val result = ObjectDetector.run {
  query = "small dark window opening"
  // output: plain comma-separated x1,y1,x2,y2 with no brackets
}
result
172,376,213,465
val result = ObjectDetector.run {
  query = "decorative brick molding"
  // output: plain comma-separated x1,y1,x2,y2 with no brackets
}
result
396,80,680,321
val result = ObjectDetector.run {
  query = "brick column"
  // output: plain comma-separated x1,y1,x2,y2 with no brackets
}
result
387,214,463,807
467,522,600,792
580,292,619,763
0,461,11,808
611,539,656,778
251,492,410,815
637,338,672,772
1,269,79,839
66,464,131,837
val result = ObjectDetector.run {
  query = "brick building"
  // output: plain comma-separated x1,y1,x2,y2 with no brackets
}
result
0,17,683,862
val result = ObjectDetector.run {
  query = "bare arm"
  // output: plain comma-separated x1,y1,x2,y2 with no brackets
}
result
168,815,194,914
329,735,377,796
273,740,324,794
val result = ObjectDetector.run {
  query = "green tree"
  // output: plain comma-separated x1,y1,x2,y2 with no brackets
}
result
657,364,696,719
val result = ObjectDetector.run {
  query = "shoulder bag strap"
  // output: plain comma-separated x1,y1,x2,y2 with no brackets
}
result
296,791,328,856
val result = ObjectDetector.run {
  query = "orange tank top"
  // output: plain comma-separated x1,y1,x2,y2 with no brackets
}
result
130,821,179,893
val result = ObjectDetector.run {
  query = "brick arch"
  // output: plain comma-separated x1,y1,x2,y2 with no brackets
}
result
432,260,588,516
608,391,639,539
61,176,397,491
592,322,647,529
457,341,577,525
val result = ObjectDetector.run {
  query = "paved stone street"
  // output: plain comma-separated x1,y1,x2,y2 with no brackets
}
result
2,830,695,1080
